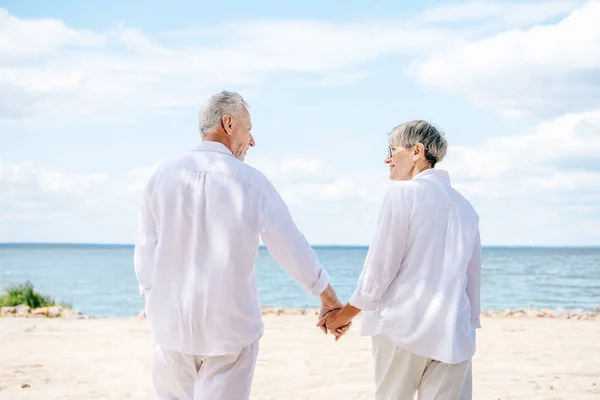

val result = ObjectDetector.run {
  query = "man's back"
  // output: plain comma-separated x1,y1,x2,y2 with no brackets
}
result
139,142,268,355
135,141,330,356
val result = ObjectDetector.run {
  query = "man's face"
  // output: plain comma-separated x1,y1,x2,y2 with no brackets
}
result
385,143,414,181
229,107,255,162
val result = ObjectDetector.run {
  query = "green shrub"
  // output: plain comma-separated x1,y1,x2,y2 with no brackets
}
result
0,281,56,308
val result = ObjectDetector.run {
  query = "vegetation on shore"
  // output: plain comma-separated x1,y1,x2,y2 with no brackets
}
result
0,281,71,309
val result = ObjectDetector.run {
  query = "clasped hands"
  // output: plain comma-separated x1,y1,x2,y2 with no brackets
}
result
317,307,354,340
317,285,358,341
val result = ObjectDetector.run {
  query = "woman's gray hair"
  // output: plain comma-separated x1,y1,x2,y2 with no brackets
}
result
198,91,249,136
388,120,448,167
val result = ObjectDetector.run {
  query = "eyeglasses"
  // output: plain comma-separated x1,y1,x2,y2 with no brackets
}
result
387,145,410,158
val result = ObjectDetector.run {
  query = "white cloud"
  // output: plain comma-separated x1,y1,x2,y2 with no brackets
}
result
1,2,590,123
126,162,162,193
415,0,583,26
213,20,451,71
0,9,104,57
247,155,390,207
408,0,600,117
304,72,371,88
0,159,108,196
0,159,111,224
532,171,600,191
0,9,462,124
440,109,600,184
0,158,147,242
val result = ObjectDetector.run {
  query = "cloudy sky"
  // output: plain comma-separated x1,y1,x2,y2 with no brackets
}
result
1,0,599,246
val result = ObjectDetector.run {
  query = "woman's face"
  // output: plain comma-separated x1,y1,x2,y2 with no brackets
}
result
385,143,415,181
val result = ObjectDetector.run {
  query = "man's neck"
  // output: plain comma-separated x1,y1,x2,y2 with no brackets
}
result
202,130,233,154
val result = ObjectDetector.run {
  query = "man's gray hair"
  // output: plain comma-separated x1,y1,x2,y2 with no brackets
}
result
388,120,448,167
198,91,249,136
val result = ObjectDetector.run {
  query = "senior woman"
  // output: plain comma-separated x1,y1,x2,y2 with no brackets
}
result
320,120,481,400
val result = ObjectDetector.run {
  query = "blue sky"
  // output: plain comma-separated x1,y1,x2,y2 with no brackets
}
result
1,0,599,246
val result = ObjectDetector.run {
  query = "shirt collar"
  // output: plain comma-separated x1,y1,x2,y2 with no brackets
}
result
193,141,234,158
413,168,451,184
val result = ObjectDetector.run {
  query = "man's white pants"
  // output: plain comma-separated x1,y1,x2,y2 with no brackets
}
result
152,340,259,400
372,335,472,400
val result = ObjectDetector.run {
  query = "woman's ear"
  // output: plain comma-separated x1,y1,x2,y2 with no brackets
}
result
413,143,425,158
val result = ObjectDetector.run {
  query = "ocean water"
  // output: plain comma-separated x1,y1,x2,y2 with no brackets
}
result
0,244,599,317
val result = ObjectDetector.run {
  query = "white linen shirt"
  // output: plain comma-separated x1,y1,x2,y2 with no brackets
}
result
134,141,330,355
349,169,481,364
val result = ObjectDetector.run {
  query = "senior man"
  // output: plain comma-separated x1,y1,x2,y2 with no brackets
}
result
134,90,343,400
320,120,481,400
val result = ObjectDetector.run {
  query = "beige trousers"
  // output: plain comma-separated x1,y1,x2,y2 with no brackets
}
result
372,335,472,400
152,340,259,400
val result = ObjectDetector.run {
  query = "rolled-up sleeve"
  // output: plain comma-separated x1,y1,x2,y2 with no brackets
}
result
467,228,482,329
349,187,409,311
133,186,158,299
259,181,329,296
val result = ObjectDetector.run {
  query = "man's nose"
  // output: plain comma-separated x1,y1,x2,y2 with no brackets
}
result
249,133,255,147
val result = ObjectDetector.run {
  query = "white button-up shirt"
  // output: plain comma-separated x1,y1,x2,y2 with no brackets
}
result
349,169,481,364
134,141,330,355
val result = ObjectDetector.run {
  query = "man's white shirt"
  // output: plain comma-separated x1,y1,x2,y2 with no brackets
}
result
349,169,481,364
134,141,330,355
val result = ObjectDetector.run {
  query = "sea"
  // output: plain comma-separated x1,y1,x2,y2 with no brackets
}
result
0,244,599,318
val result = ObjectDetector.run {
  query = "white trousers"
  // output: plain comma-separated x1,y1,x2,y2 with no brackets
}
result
152,340,259,400
372,335,472,400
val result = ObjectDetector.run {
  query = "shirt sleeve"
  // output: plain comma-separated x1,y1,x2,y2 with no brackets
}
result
467,228,482,329
259,181,330,296
133,186,158,299
349,187,409,311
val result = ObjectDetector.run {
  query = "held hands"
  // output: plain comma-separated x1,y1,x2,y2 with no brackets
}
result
317,308,354,341
317,284,352,340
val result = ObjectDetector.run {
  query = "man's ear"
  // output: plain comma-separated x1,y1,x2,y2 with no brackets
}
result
221,115,234,135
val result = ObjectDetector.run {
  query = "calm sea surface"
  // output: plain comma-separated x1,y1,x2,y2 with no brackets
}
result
0,244,598,317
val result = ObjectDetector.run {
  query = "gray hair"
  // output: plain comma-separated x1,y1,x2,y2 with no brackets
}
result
198,91,249,136
388,120,448,166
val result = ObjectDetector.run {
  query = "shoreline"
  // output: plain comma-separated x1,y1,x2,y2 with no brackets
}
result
2,304,599,320
262,306,600,318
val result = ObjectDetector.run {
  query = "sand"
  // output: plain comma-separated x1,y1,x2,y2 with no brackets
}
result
0,314,599,399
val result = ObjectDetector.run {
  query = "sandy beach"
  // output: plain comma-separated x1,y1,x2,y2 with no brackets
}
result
0,313,599,400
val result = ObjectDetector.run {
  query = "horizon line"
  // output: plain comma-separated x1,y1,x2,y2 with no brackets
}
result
0,242,599,249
